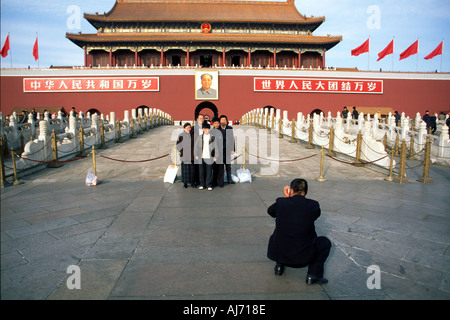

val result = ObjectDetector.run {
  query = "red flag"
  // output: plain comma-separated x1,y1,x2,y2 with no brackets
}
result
377,40,394,61
1,35,10,58
424,41,443,60
33,37,39,61
351,38,370,56
399,40,419,60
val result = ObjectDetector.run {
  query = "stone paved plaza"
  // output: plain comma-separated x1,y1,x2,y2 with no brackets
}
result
1,125,449,301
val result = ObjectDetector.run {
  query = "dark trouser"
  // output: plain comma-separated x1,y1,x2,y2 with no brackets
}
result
194,164,201,186
199,159,213,188
224,163,232,183
223,151,232,183
213,162,223,187
281,236,331,278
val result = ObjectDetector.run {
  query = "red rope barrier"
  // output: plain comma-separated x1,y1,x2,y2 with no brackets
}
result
245,150,317,162
18,154,90,164
326,154,389,165
95,152,170,163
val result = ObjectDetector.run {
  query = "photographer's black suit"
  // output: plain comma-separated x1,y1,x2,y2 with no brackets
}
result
267,195,331,278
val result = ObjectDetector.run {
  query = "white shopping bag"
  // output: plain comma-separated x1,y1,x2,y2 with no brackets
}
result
236,168,252,183
85,170,98,186
164,165,179,183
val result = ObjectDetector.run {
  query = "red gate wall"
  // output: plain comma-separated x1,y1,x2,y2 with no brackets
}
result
1,69,449,120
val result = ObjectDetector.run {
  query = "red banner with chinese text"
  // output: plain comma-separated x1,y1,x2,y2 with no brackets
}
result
24,77,160,93
254,78,383,94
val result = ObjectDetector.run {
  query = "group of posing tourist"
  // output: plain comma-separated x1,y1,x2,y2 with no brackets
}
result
177,115,332,285
176,114,236,190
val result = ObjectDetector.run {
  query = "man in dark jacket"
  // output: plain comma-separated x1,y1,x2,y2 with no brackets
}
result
267,178,331,285
219,115,235,185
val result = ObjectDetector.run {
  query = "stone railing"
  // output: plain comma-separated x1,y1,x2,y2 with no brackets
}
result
241,109,450,167
1,108,173,178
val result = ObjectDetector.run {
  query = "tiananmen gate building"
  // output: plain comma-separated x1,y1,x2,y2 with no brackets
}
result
1,0,449,121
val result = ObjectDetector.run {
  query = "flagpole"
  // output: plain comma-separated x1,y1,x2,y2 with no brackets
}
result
368,36,370,71
9,31,12,69
416,37,419,72
392,36,395,72
441,39,444,73
36,32,39,69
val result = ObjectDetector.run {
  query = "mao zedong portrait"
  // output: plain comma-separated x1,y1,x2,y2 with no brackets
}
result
196,73,217,99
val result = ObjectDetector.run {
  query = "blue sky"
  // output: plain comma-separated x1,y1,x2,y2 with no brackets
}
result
1,0,449,72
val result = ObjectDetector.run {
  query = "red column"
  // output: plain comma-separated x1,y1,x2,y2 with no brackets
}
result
222,50,226,67
248,50,251,67
84,47,87,67
298,51,302,68
160,49,164,66
109,49,113,67
322,51,326,69
135,49,138,66
186,49,190,67
273,51,277,68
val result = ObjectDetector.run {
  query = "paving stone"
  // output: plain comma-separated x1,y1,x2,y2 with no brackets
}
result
1,125,449,301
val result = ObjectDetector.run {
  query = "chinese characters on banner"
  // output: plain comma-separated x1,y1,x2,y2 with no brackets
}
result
254,78,383,94
24,77,159,92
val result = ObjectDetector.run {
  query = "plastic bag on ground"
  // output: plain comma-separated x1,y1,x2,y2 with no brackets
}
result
236,168,252,183
85,170,98,186
164,165,179,183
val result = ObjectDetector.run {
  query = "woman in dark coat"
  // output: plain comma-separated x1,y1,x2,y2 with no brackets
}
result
176,123,195,188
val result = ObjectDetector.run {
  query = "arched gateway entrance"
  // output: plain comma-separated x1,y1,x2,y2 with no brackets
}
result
194,101,219,122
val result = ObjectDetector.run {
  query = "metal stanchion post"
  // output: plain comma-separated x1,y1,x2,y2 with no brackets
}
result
290,118,296,143
409,134,416,160
417,136,433,183
49,129,62,168
384,148,395,182
355,130,362,164
116,119,122,143
315,146,327,182
270,114,274,132
393,139,409,183
143,115,148,131
327,125,336,157
138,116,142,134
130,119,136,138
11,148,23,186
79,126,85,157
394,134,399,156
278,118,283,138
92,146,97,177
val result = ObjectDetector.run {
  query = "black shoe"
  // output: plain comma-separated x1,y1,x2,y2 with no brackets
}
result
183,183,188,188
274,264,285,276
306,274,328,285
